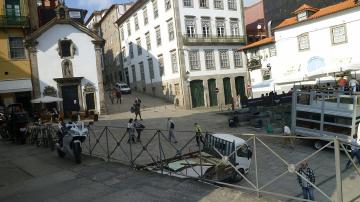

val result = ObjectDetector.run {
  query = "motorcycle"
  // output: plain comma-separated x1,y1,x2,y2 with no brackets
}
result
56,121,90,164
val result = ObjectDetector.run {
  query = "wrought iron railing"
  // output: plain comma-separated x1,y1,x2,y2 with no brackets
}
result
182,34,246,45
0,15,30,27
18,123,360,202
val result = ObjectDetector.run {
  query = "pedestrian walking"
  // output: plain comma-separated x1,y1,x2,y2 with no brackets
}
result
345,134,360,168
134,98,142,120
167,118,177,143
194,123,205,147
134,119,145,142
297,161,315,201
127,119,136,143
116,90,122,104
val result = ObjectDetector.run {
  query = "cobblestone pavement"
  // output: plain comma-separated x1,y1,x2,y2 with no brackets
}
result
95,92,360,202
0,141,276,202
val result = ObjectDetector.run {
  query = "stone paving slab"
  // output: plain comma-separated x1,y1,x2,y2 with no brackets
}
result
0,141,277,202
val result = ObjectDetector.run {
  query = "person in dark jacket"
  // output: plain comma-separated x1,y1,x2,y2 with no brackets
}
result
297,161,316,201
134,119,145,142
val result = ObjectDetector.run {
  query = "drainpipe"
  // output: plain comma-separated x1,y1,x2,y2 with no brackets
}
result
267,20,272,37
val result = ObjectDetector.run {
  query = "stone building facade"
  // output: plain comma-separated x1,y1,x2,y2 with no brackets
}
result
116,0,248,109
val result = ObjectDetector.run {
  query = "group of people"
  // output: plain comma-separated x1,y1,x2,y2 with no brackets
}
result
126,115,206,147
338,76,359,93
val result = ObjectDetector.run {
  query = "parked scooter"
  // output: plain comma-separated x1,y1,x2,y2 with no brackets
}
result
56,121,90,164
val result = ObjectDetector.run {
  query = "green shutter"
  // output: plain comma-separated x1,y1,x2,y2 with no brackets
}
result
208,79,218,107
190,80,205,108
223,78,232,105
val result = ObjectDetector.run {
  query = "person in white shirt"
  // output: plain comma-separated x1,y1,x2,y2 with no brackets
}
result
349,78,359,93
283,125,294,146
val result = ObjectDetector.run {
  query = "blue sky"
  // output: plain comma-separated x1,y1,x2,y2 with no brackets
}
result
66,0,260,19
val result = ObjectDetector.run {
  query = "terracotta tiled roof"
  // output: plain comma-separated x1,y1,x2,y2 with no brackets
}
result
276,0,359,30
240,37,274,50
293,4,319,14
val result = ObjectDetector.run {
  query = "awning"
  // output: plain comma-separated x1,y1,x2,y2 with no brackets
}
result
252,79,273,89
31,96,63,104
0,79,32,94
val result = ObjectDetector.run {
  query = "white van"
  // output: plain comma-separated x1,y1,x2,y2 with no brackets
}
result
115,82,131,94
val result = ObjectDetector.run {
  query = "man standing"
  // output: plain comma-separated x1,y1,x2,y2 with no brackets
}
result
346,134,360,168
134,98,142,120
338,76,347,92
127,118,136,144
133,119,145,142
194,123,205,146
349,78,359,93
283,125,294,147
167,118,177,143
116,90,122,104
297,161,315,201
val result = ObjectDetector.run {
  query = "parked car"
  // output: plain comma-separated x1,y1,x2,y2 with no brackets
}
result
115,82,131,94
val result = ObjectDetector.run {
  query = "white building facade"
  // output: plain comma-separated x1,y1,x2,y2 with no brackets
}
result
274,2,360,84
242,1,360,97
241,37,278,97
27,6,107,116
116,0,248,109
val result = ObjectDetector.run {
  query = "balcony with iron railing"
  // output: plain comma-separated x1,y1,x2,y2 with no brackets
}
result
0,15,30,28
182,34,246,45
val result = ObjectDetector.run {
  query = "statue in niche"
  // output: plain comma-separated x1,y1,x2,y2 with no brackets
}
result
62,59,73,78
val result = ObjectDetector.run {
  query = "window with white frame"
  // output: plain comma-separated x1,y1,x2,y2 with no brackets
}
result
185,17,196,37
155,26,161,46
131,65,136,82
183,0,192,7
168,20,175,41
216,19,225,37
189,50,200,70
134,14,139,30
129,42,134,58
136,38,142,55
298,33,310,51
331,25,347,45
158,55,164,76
165,0,171,10
269,46,277,57
170,51,178,73
201,18,211,37
145,32,151,50
139,62,145,80
219,50,229,68
200,0,209,8
228,0,236,10
153,0,158,18
120,27,124,41
204,50,215,69
127,21,131,36
143,8,148,25
9,37,25,59
233,50,242,68
214,0,223,9
230,20,239,36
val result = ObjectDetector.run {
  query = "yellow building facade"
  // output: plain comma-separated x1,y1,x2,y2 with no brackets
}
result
0,0,32,110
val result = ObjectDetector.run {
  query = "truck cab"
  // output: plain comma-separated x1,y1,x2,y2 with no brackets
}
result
210,133,252,174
